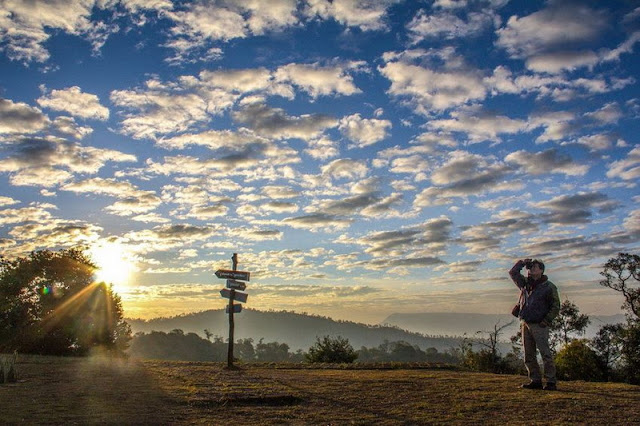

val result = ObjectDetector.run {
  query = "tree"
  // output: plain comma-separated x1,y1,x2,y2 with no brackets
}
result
598,253,640,385
469,321,518,374
203,329,213,341
591,323,624,381
550,300,590,349
0,248,131,356
555,340,604,382
306,335,357,363
255,339,292,362
235,338,255,361
600,253,639,319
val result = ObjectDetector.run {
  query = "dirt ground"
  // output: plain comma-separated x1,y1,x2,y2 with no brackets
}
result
2,356,639,425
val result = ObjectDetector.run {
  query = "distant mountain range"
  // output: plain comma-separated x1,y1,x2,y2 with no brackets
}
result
381,312,627,339
127,309,465,352
127,309,627,354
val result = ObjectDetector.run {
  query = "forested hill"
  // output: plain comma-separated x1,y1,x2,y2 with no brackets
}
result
127,309,463,352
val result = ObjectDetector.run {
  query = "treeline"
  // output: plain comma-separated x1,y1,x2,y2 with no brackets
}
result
128,329,459,364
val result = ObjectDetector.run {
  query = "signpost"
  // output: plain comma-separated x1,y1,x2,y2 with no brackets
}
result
220,288,248,303
216,253,250,369
226,304,242,314
226,279,246,291
215,269,250,281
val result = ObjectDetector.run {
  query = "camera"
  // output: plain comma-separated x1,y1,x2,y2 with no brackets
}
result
524,259,534,269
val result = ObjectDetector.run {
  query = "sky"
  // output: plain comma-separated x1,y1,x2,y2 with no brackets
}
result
1,0,639,325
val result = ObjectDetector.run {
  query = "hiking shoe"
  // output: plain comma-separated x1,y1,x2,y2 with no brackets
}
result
543,382,557,391
520,381,543,390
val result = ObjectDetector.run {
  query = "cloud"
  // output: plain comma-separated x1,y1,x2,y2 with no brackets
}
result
51,116,93,140
106,193,163,216
282,213,353,231
61,177,162,216
505,148,589,176
307,194,383,216
407,8,497,42
0,99,50,134
606,146,640,181
496,2,608,57
232,102,338,140
156,128,267,151
0,203,55,226
532,192,620,225
338,113,391,148
163,0,299,63
125,223,218,253
110,80,212,140
262,185,300,199
0,196,18,207
274,62,365,99
198,67,277,94
573,133,619,152
0,202,104,252
427,105,527,143
259,201,299,214
0,0,95,63
585,102,623,125
495,2,617,73
414,150,512,207
304,0,400,31
37,86,109,120
379,49,486,114
0,137,137,187
321,158,369,180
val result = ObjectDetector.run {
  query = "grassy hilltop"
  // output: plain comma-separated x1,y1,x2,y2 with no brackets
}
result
1,355,639,425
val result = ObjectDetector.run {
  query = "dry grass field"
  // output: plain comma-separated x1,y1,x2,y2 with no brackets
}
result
2,354,639,425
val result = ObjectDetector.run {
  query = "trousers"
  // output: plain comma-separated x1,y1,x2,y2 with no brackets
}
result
522,321,556,383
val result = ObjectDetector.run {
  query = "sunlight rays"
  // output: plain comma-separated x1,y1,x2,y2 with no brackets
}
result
88,242,136,292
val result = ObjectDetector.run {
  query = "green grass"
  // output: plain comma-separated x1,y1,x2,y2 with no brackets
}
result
1,355,639,424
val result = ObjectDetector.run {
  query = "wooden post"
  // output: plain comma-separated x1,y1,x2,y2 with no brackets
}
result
227,253,238,368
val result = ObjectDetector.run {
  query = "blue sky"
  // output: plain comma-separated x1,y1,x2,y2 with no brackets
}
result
1,0,639,324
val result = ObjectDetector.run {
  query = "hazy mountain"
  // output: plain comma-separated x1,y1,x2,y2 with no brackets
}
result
381,312,628,339
127,309,464,352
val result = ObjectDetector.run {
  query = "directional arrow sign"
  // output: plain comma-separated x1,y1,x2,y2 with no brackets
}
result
226,304,242,314
215,269,250,281
220,288,248,303
226,279,247,291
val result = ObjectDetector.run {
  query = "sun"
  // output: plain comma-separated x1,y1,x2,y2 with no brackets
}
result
88,242,136,290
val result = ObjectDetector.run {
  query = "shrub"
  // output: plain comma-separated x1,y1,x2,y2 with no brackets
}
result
555,340,604,382
306,335,358,364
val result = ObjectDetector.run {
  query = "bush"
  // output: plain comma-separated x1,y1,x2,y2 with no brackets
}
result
306,335,357,363
555,340,604,382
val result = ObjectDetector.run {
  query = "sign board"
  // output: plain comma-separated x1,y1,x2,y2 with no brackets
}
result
226,304,242,314
215,269,250,281
226,279,247,291
220,288,248,303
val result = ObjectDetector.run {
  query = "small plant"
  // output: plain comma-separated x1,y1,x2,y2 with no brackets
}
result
7,354,17,383
1,352,18,384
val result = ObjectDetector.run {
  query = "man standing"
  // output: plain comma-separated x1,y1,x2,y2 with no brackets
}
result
509,258,560,390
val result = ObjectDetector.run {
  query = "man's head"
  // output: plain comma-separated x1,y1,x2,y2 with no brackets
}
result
526,259,545,280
